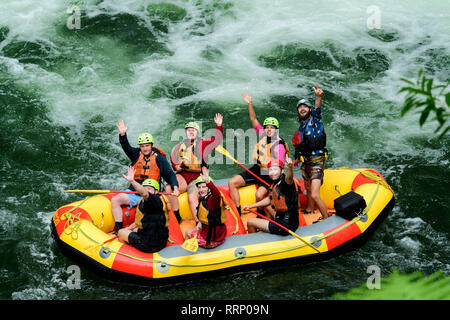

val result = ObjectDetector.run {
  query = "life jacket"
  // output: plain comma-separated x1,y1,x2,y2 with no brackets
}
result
293,117,326,158
177,138,205,173
135,195,171,230
197,194,226,246
133,147,166,183
252,136,290,168
197,195,226,226
268,175,299,230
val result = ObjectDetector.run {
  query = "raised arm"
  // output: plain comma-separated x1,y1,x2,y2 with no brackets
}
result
284,156,294,185
242,92,259,129
201,113,224,157
313,84,323,110
117,120,140,163
122,166,149,200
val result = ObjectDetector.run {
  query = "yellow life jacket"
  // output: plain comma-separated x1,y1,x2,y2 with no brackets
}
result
177,139,204,173
251,136,290,168
135,195,171,229
197,195,226,226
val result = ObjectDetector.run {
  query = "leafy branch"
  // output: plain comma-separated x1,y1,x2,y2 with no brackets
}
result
399,69,449,138
333,269,449,300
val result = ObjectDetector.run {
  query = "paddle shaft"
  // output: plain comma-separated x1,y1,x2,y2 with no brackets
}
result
64,190,176,195
215,146,271,187
246,208,320,253
86,235,118,251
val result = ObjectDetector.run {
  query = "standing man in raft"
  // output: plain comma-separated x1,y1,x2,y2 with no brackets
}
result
292,85,329,221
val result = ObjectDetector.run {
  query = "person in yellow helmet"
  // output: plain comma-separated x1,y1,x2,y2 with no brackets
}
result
228,93,289,217
112,120,179,234
185,168,226,249
167,114,223,222
117,166,170,253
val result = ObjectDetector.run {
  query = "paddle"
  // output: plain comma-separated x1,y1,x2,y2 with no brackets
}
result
181,234,199,252
64,190,176,196
84,235,118,252
245,208,320,253
215,145,271,187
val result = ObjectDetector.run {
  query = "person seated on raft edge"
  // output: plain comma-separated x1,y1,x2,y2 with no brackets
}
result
112,120,179,234
292,84,329,222
228,92,289,217
167,113,223,223
185,168,227,249
243,156,299,235
117,166,170,253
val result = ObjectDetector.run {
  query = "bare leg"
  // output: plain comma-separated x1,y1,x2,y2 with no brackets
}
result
187,189,199,221
247,218,270,233
166,174,187,212
255,186,270,216
228,175,246,211
111,193,130,223
303,180,315,212
310,179,328,219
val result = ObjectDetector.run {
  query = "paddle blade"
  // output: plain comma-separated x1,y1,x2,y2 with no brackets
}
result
182,234,199,252
215,145,230,158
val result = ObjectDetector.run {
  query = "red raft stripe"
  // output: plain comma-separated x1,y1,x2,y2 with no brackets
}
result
324,221,362,251
351,169,386,191
167,210,185,245
53,206,92,237
111,244,154,278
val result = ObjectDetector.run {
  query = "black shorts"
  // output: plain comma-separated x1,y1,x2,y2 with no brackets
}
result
268,215,299,236
268,219,290,236
128,232,167,253
238,164,272,190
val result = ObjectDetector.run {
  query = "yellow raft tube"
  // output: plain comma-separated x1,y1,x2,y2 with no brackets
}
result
51,167,395,285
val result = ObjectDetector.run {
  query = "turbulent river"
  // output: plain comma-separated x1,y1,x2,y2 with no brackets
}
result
0,0,448,299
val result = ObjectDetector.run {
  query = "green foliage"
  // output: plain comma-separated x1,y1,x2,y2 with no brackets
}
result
399,70,449,138
333,269,450,300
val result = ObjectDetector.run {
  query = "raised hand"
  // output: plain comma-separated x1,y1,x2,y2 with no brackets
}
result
201,167,210,183
122,166,136,182
285,155,293,169
116,120,128,136
214,113,223,127
241,92,252,105
312,84,323,98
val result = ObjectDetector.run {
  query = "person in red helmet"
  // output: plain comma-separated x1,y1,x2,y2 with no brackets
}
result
243,156,299,235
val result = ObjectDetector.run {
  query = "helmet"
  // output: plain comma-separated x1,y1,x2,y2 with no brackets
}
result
263,117,279,128
185,121,200,132
268,159,284,169
296,99,312,108
195,176,214,185
142,179,159,190
137,132,154,145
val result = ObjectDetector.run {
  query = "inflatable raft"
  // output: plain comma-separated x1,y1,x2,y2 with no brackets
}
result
51,167,395,285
